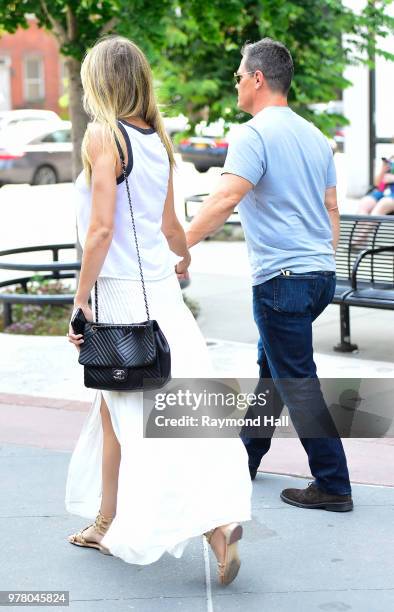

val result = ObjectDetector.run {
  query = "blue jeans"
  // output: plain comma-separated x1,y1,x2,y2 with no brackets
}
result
240,271,351,496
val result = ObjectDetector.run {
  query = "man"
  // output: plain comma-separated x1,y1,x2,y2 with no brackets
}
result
186,38,353,512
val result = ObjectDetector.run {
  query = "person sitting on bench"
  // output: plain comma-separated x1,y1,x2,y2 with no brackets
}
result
357,156,394,216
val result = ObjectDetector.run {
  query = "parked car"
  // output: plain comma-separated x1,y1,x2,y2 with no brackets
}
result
179,106,343,173
179,118,233,172
0,121,72,186
0,109,61,135
178,135,229,173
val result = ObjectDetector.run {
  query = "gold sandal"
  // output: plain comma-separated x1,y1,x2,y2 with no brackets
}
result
68,510,113,556
204,523,243,585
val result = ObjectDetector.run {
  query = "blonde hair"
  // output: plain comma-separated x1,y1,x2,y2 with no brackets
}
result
80,36,175,183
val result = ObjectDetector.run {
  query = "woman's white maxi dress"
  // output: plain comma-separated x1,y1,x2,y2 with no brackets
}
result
65,120,252,565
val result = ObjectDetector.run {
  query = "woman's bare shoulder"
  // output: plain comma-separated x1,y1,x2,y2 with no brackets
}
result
85,122,116,164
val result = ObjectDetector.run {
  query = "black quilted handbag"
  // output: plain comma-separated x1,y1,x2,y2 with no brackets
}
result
76,134,171,391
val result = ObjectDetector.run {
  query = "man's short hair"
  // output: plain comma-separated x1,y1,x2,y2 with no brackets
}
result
241,38,294,95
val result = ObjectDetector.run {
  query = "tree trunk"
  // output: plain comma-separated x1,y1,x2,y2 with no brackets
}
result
65,56,88,180
65,56,88,270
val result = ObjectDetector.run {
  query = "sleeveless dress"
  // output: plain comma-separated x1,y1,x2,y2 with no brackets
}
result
65,120,252,565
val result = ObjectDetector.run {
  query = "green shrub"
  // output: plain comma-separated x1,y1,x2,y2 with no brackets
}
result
0,277,73,336
0,277,200,335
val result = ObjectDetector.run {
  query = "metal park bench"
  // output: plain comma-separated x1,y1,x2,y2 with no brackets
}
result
185,195,394,352
333,214,394,352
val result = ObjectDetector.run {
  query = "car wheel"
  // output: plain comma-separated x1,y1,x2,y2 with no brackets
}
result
195,165,209,173
32,165,57,185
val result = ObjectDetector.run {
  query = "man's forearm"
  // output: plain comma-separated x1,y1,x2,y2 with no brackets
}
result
74,230,113,304
186,191,236,247
328,208,340,252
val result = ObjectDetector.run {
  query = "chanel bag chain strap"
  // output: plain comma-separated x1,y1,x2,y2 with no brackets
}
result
75,122,171,391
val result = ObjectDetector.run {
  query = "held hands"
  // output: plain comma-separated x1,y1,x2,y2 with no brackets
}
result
67,303,93,353
175,251,191,282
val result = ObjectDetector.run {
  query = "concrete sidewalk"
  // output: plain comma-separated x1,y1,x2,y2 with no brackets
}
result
0,338,393,611
1,391,394,488
1,328,394,487
1,442,393,612
1,255,394,610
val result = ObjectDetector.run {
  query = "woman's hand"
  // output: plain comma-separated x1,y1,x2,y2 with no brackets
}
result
175,251,191,281
67,303,93,353
383,173,394,184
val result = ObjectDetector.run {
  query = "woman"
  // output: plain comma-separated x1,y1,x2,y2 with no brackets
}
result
357,156,394,216
65,36,252,586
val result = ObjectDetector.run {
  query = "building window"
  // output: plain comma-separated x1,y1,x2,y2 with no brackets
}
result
23,56,45,102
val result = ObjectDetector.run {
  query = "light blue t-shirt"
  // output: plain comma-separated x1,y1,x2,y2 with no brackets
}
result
222,106,337,285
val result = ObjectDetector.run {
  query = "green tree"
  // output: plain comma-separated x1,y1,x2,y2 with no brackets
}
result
1,0,171,177
2,0,393,163
0,0,172,269
159,0,394,134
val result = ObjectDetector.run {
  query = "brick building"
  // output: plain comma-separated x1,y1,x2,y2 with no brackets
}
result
0,17,64,115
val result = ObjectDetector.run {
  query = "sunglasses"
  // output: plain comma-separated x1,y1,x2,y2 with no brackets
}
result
233,71,255,84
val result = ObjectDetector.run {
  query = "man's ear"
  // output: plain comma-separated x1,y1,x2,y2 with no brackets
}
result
255,70,264,89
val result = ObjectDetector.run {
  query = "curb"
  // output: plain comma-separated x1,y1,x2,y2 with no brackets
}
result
0,392,90,412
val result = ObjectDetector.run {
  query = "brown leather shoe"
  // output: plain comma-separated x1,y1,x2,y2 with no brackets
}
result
280,483,353,512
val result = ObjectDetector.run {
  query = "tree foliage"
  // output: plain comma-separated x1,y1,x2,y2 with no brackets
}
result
0,0,172,176
1,0,171,61
158,0,394,133
1,0,393,140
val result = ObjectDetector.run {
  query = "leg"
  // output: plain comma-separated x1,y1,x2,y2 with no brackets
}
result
371,196,394,216
353,192,381,246
252,273,351,496
99,393,121,518
68,393,121,551
240,336,284,475
354,194,394,247
356,195,377,215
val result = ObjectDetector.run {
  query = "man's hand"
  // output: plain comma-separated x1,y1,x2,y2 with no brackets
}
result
383,173,394,184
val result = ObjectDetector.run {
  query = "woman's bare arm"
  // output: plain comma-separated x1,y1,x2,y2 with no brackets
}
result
161,169,191,278
73,125,118,307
